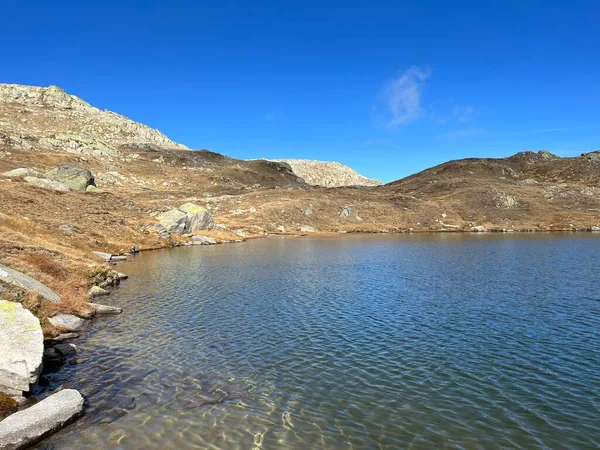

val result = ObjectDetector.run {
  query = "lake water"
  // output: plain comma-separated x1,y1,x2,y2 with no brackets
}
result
38,234,600,449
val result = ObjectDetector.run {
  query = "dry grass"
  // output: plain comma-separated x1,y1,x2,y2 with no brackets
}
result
22,253,68,280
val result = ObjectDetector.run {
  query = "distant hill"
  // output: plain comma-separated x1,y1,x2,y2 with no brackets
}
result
270,159,381,187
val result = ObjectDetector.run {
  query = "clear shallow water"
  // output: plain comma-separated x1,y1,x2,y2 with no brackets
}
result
37,234,600,449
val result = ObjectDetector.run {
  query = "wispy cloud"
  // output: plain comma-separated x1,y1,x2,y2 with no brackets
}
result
375,65,431,127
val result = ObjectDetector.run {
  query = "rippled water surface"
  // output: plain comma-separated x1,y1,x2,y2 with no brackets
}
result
38,234,600,449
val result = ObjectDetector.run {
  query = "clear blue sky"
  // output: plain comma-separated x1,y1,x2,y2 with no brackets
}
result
2,0,599,182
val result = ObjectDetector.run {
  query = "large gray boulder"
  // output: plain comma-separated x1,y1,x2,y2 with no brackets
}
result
0,301,43,396
0,264,61,303
157,208,188,234
45,164,95,191
179,203,215,230
0,389,84,450
157,203,214,235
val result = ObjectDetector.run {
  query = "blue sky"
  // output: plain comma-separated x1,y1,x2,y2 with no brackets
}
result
1,0,599,182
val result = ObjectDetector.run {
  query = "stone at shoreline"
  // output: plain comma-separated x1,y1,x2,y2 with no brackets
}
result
46,333,80,345
192,235,217,245
117,273,128,280
0,389,84,450
277,226,286,232
45,164,95,191
48,314,89,332
93,252,127,262
87,303,122,315
0,301,43,397
53,344,77,357
591,226,600,232
88,286,109,298
299,226,316,233
0,264,62,303
23,176,71,192
1,168,42,178
471,226,488,233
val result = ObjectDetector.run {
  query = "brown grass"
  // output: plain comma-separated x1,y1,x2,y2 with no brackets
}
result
22,253,68,279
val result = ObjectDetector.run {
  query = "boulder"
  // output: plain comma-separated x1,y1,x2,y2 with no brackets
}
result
0,264,61,303
0,389,84,450
23,176,70,192
48,314,89,332
88,286,109,298
45,164,95,191
179,203,214,231
339,206,351,218
157,203,214,235
1,168,42,178
591,226,600,232
53,343,77,357
471,226,488,233
87,303,122,315
0,301,43,396
157,208,188,234
299,226,316,233
192,235,217,245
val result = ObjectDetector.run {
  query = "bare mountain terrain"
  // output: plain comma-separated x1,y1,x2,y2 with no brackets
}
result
0,83,599,335
270,158,382,187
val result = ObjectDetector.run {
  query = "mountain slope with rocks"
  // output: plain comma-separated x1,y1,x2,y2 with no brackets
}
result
0,83,188,157
270,158,381,187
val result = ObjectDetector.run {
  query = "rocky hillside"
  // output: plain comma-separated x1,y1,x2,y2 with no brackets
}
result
270,158,381,187
0,83,188,157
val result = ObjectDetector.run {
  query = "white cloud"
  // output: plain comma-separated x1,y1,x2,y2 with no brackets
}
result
376,66,431,127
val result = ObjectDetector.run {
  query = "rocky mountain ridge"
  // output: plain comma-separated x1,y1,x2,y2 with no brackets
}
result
270,158,381,187
0,83,188,157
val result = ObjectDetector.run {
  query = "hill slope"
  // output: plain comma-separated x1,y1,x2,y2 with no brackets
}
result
270,158,381,187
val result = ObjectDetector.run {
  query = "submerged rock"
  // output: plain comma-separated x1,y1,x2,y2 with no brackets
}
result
0,301,44,396
0,264,61,303
0,389,84,449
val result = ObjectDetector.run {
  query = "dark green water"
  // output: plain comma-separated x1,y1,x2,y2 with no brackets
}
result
38,234,600,449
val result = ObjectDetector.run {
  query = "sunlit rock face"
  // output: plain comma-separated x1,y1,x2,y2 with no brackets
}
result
0,83,188,156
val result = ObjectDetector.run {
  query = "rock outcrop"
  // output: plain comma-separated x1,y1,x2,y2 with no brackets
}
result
0,388,84,450
0,264,61,303
157,203,214,234
270,159,381,187
0,301,44,396
45,164,95,191
0,83,188,156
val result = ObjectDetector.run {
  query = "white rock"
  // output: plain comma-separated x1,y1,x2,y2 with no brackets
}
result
48,314,88,332
87,303,122,315
0,264,61,303
88,286,109,298
471,226,488,233
299,226,316,233
0,301,43,395
0,389,84,450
